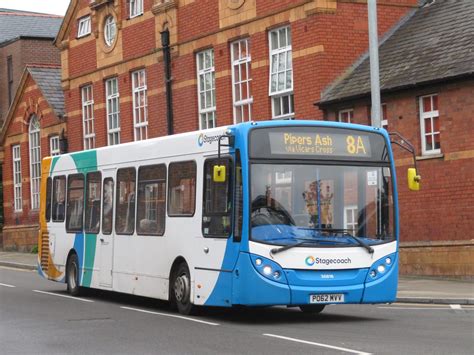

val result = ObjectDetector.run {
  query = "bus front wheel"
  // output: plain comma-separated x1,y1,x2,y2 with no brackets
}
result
299,304,325,314
172,263,194,315
66,253,81,296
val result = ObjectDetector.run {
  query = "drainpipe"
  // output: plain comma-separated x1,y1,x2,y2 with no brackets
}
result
161,28,174,135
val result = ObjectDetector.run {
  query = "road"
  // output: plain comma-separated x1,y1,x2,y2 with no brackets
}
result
1,266,473,355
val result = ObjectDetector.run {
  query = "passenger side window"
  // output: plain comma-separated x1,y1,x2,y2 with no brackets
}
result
45,178,52,222
85,172,101,234
202,158,232,237
102,178,114,235
115,168,136,235
168,161,196,216
52,176,66,222
137,164,166,236
66,174,84,232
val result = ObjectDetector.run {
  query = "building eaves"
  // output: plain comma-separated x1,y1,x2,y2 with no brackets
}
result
318,0,474,107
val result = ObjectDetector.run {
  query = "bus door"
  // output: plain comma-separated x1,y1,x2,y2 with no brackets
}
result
99,170,115,288
194,156,241,306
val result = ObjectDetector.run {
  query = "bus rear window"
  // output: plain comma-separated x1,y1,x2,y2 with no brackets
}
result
45,178,52,222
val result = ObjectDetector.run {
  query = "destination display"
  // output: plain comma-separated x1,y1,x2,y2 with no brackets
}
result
249,126,388,161
269,131,372,157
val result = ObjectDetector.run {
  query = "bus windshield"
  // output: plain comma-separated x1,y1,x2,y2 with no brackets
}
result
250,163,394,247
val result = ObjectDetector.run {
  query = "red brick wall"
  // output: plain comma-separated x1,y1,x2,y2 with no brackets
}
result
322,78,474,243
2,73,64,230
63,0,415,146
0,39,60,123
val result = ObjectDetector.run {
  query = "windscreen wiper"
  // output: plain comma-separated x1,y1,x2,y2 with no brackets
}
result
312,228,374,254
270,238,324,255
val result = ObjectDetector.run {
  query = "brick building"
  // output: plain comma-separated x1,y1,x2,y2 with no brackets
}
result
55,0,417,152
0,66,66,251
0,9,62,124
0,9,63,248
317,1,474,277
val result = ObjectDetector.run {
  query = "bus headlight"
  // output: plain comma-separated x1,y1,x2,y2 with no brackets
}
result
366,253,396,283
250,254,287,284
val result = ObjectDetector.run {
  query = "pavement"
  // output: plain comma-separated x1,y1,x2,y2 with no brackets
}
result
1,251,473,305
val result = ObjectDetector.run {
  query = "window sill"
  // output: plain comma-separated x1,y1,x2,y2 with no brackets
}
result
76,34,91,40
416,153,444,161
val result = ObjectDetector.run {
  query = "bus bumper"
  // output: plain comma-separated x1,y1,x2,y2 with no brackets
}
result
230,252,398,307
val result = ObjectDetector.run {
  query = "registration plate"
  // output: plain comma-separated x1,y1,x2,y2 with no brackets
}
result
310,293,345,304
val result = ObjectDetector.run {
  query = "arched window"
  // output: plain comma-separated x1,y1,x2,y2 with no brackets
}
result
29,115,41,210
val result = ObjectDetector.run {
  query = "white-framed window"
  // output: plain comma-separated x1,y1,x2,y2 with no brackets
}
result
231,38,252,123
77,16,91,38
104,16,117,47
419,94,440,155
81,85,95,150
269,26,294,119
106,77,120,145
12,144,22,212
338,109,353,123
130,0,143,18
29,115,41,210
197,49,216,130
132,70,148,141
344,205,358,235
50,136,60,156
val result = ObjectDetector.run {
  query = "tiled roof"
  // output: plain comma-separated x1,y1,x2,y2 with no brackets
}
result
0,8,62,45
319,0,474,105
28,66,65,117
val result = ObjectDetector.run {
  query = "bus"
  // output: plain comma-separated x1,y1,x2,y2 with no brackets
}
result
38,120,420,314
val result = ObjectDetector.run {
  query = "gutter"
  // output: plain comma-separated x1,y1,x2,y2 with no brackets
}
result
315,73,474,109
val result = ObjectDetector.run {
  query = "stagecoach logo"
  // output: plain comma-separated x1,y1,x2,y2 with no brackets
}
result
305,256,352,266
198,133,222,147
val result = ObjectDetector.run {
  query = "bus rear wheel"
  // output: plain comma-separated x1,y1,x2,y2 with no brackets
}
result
66,253,81,296
172,263,194,315
299,304,325,314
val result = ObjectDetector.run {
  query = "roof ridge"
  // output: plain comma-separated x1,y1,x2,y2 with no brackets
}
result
26,64,61,69
0,10,62,18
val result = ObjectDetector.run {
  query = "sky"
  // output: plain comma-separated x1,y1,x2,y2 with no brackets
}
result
0,0,69,16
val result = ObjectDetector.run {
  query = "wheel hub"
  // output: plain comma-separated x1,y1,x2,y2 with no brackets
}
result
174,274,189,302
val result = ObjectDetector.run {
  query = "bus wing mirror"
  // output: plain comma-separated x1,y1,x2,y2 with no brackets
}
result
407,168,421,191
213,165,226,183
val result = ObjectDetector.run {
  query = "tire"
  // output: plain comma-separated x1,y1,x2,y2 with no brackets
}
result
299,304,325,314
171,263,194,315
66,253,81,296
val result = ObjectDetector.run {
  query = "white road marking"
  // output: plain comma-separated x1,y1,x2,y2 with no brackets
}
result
263,333,372,354
379,306,454,310
33,290,94,302
450,304,462,310
120,306,219,326
0,282,16,288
